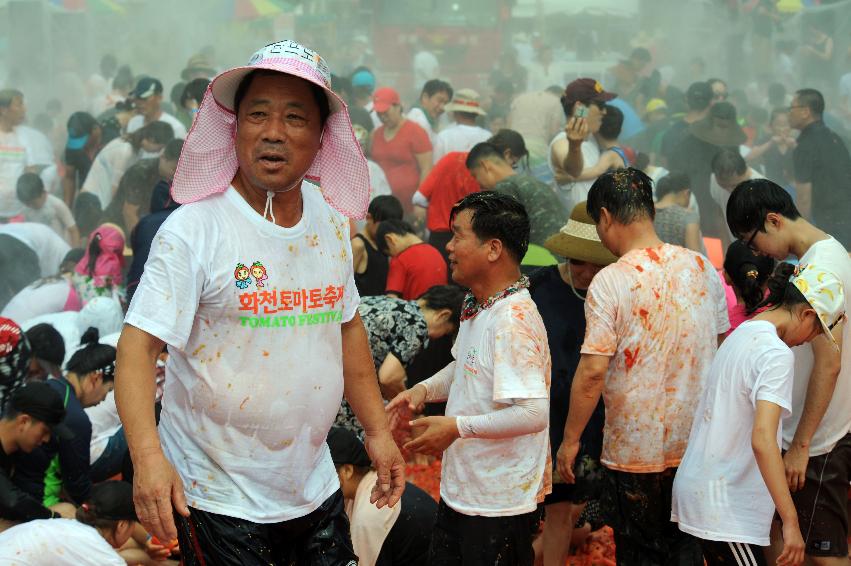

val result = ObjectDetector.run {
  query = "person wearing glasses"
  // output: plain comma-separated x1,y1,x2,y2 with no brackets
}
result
788,88,851,246
726,179,851,566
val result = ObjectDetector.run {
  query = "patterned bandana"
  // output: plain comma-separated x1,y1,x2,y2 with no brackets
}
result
0,318,32,411
460,276,530,322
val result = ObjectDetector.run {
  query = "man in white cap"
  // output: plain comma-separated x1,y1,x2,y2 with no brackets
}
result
431,89,491,164
115,40,404,565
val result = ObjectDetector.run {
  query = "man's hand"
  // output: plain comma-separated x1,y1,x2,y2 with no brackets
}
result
144,538,174,561
364,430,406,509
133,450,190,543
404,416,459,457
556,440,580,484
783,445,809,492
777,519,805,566
565,116,589,144
386,384,427,430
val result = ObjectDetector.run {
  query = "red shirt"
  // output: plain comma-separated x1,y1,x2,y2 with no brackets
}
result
371,120,432,213
386,242,448,300
418,152,481,232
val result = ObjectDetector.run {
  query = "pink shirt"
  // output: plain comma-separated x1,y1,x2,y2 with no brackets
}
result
582,244,730,472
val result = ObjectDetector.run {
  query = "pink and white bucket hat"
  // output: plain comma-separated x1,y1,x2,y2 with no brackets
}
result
171,40,370,219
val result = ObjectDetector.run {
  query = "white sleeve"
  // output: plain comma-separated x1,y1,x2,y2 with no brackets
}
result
456,397,548,439
340,218,361,323
706,260,731,334
124,226,205,350
492,314,549,402
751,347,794,417
420,361,457,402
412,190,429,208
23,128,54,167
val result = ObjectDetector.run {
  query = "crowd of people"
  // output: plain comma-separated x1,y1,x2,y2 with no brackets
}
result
0,18,849,566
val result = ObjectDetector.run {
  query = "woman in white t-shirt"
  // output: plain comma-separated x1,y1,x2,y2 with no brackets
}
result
672,262,845,566
0,480,157,566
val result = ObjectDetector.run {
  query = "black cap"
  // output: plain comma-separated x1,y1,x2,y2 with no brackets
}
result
84,480,138,521
686,81,713,109
130,77,163,99
10,382,74,440
327,427,371,468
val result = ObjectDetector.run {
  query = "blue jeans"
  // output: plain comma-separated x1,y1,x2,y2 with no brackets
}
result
89,428,128,483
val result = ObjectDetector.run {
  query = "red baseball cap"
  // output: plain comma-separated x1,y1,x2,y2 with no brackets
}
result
373,87,401,113
563,78,617,105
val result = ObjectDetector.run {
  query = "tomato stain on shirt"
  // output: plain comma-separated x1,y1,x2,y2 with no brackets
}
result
646,248,660,263
624,347,639,369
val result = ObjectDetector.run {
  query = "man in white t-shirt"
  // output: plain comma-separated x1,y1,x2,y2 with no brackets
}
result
406,79,453,145
116,41,404,565
557,168,729,565
125,78,187,139
0,89,54,219
710,148,766,244
727,179,851,565
16,172,78,245
387,191,551,565
431,89,491,164
549,79,616,213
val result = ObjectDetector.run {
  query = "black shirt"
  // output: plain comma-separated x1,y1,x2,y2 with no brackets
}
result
353,234,389,297
375,482,437,566
528,266,604,460
0,439,53,522
793,120,851,216
13,378,92,505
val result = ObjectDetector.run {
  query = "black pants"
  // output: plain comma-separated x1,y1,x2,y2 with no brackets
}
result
175,490,357,566
428,499,543,566
699,539,767,566
602,468,704,566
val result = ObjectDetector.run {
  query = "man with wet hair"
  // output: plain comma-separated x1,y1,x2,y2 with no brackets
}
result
387,191,551,566
557,168,728,565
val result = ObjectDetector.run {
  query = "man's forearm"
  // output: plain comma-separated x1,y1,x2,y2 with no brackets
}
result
562,143,584,178
115,325,164,460
563,364,606,444
342,313,390,436
790,342,841,450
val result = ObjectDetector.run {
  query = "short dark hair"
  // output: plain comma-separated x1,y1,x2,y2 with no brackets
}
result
726,178,801,240
795,88,824,117
180,78,209,107
586,167,656,224
421,79,453,100
450,191,530,263
599,105,624,140
465,142,504,170
367,195,403,223
233,69,330,129
16,172,44,203
65,328,115,382
711,148,747,180
630,47,652,63
375,219,415,255
488,129,528,161
135,121,175,147
685,81,712,112
417,284,465,327
655,172,690,199
163,139,184,162
73,192,103,240
25,323,65,369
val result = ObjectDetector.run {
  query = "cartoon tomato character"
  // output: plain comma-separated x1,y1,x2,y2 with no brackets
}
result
234,263,252,289
251,261,269,289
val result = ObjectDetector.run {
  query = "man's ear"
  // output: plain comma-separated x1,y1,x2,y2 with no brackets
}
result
487,238,505,262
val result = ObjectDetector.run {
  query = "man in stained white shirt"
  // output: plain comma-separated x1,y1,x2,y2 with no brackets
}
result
432,89,491,164
125,77,187,139
116,40,405,565
387,191,551,566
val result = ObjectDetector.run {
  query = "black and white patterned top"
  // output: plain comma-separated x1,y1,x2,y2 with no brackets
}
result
334,295,429,437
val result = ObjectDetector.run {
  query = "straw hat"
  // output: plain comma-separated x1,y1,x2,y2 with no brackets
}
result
444,88,487,116
544,201,617,266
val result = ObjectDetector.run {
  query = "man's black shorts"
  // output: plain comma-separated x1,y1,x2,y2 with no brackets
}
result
428,499,543,566
790,432,851,557
175,489,357,566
